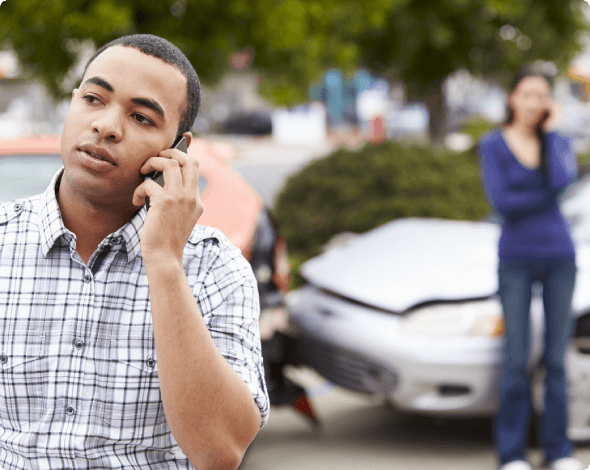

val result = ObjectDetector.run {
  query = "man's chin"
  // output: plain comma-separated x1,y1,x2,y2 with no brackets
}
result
59,170,138,209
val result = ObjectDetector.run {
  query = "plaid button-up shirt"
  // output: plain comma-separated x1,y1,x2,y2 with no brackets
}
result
0,171,269,470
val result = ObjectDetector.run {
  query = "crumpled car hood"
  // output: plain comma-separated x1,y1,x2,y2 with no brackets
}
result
300,218,501,312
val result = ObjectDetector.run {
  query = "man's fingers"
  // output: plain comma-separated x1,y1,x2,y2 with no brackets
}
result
142,157,184,188
133,178,169,206
142,148,190,170
141,155,179,174
181,156,200,190
141,152,200,191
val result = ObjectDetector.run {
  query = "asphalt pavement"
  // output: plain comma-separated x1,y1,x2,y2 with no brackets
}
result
202,134,337,166
239,367,590,470
199,134,337,206
204,133,361,206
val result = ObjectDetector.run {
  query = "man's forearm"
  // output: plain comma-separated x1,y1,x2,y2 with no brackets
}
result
145,259,261,470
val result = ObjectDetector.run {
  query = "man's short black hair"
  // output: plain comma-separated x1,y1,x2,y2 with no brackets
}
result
82,34,201,136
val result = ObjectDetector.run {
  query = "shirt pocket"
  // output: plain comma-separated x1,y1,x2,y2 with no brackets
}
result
0,331,47,428
99,336,170,448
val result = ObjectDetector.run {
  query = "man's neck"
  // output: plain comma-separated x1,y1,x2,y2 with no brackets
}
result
56,184,138,264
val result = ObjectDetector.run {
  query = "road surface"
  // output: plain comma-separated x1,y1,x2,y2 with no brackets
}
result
239,367,590,470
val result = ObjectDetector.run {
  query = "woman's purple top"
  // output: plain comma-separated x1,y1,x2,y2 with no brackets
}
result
478,130,577,261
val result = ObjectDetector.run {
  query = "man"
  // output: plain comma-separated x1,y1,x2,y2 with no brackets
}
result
0,34,268,470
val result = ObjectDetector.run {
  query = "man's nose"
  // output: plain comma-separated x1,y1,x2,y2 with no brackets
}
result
92,108,123,141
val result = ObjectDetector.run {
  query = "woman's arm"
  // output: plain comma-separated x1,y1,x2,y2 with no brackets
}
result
546,133,577,193
479,138,551,218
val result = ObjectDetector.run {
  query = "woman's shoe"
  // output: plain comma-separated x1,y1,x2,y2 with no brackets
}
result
499,461,533,470
547,457,584,470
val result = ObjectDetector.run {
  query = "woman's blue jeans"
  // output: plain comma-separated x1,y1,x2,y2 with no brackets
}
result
495,259,577,465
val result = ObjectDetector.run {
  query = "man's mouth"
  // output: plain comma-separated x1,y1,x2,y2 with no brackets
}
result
79,143,116,166
86,150,107,161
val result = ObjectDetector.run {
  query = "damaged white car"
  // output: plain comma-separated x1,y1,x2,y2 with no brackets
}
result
287,173,590,441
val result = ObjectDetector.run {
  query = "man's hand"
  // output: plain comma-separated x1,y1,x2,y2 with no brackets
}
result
133,143,203,266
135,143,261,468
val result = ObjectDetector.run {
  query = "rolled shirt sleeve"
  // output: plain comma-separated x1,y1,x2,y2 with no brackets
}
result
186,229,270,427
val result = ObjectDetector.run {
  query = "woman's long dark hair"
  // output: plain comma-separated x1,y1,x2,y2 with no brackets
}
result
505,66,554,174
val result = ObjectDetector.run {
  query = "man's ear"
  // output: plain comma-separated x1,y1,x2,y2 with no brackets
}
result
181,131,193,149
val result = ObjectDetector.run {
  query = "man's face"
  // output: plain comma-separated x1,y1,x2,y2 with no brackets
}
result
60,45,187,207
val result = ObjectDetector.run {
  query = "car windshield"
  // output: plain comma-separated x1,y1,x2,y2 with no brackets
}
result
0,154,208,203
0,155,63,203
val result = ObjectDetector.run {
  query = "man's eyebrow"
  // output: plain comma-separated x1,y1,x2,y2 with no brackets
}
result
132,97,165,120
81,76,166,121
81,76,113,92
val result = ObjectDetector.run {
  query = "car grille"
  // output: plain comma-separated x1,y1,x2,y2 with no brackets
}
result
298,337,398,395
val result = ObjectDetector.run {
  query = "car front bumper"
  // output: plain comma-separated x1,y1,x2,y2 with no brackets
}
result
287,284,546,417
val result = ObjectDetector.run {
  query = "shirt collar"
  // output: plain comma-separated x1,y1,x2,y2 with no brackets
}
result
38,169,146,263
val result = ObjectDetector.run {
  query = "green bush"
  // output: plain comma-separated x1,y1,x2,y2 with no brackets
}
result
459,115,498,144
275,130,590,288
273,140,491,286
579,149,590,169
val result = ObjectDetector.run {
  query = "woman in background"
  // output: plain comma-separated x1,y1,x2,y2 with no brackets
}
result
479,66,581,470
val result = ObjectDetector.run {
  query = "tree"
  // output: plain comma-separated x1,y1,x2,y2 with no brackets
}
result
0,0,403,102
1,0,588,144
244,0,590,143
355,0,590,143
0,0,251,98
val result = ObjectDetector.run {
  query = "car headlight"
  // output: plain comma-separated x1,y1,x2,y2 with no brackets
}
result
400,298,504,338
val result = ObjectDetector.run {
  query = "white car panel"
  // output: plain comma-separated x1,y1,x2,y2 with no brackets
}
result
288,175,590,440
301,218,500,312
289,285,546,416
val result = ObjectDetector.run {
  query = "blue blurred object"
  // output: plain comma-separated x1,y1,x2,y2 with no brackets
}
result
313,69,384,128
353,70,372,98
323,69,345,126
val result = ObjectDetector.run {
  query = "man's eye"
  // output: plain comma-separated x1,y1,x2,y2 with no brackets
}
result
134,114,153,125
83,95,100,104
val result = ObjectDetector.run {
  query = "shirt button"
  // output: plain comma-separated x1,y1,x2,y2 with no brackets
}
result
74,340,84,350
0,354,7,364
13,203,22,212
110,238,119,245
83,274,91,282
146,358,156,368
66,406,75,416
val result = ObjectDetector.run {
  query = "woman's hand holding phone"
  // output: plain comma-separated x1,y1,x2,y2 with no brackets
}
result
540,99,560,132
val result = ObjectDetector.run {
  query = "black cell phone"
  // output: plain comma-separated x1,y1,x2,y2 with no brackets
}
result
145,135,188,210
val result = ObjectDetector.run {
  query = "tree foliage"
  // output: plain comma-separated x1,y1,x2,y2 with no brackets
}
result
0,0,247,98
273,140,490,287
355,0,589,142
240,0,590,124
1,0,588,123
358,0,588,94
